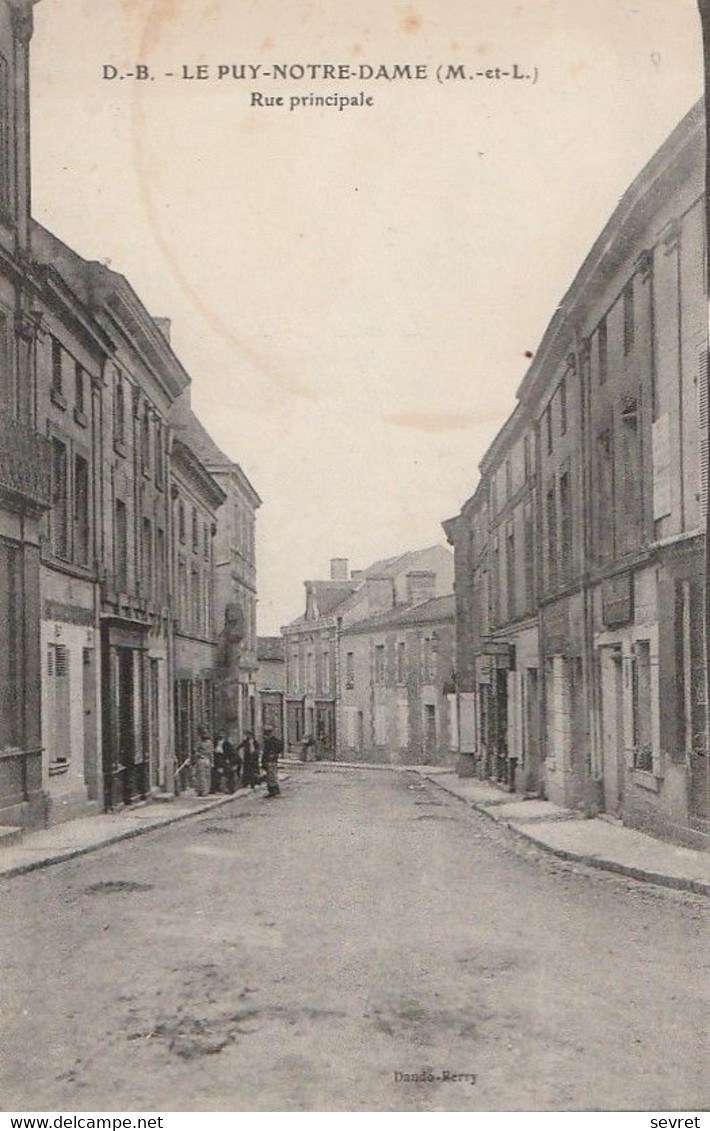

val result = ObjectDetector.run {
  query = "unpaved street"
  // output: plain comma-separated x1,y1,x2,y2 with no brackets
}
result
0,766,708,1112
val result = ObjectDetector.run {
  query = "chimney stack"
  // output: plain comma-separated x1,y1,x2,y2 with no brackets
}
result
406,570,436,606
330,558,349,581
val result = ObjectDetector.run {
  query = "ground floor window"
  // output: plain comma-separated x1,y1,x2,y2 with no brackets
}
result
632,640,653,771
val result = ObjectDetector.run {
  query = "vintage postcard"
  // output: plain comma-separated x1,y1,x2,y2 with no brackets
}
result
0,0,707,1117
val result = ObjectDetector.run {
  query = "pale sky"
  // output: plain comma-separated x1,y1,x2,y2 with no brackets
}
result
30,0,703,633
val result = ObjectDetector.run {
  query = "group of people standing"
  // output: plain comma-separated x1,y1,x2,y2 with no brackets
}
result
189,726,283,799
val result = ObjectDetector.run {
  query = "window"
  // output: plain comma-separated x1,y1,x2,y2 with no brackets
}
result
505,520,515,621
142,516,153,599
545,403,553,455
596,428,614,562
559,377,567,435
178,560,188,629
523,499,535,613
396,641,406,683
154,420,164,487
546,486,557,591
114,372,125,444
46,643,71,767
192,508,199,553
423,637,433,683
51,339,63,395
74,362,85,416
51,437,69,559
632,641,653,771
345,650,354,689
191,566,200,633
141,405,151,474
619,397,642,552
374,644,385,684
0,55,10,214
424,704,437,750
598,319,608,384
505,458,512,501
306,652,315,693
74,454,89,565
178,499,186,543
559,471,573,584
523,433,532,480
322,650,331,693
203,522,210,561
156,527,166,602
115,498,128,591
623,281,635,356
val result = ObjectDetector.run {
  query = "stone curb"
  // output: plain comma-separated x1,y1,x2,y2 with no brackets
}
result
422,773,710,899
0,788,252,882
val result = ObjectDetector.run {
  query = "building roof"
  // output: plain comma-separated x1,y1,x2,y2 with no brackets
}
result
170,395,262,508
257,636,285,662
282,544,452,630
341,594,455,636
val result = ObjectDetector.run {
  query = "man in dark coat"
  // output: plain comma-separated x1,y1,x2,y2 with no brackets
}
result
261,726,283,797
221,733,242,793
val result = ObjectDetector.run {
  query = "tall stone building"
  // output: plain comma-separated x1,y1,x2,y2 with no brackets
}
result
0,0,52,829
445,100,710,848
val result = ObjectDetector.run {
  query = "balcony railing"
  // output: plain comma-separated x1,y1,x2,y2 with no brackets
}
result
0,413,52,510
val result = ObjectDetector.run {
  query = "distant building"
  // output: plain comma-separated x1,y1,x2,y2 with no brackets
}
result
282,546,454,758
340,594,456,765
256,636,286,742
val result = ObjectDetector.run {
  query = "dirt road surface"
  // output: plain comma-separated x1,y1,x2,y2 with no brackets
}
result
0,766,708,1111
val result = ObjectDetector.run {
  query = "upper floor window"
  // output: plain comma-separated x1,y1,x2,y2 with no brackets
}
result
598,318,608,384
50,437,69,559
203,522,210,561
178,498,186,544
374,644,385,684
115,498,128,592
141,405,151,474
154,419,164,487
191,508,199,553
114,372,125,445
345,651,355,689
559,377,567,435
74,454,90,566
396,641,406,684
0,55,11,215
51,339,63,395
623,281,635,356
523,433,532,480
74,362,85,416
545,403,553,455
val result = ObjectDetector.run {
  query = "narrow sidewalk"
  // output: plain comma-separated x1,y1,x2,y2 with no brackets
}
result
0,788,254,881
424,771,710,897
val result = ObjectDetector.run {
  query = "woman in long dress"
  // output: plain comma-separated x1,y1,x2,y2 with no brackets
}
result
239,731,261,789
192,727,214,797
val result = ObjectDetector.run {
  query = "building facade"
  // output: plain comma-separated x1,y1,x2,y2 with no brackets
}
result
169,431,225,785
339,595,456,765
0,0,53,829
256,636,286,743
171,395,261,746
282,547,454,758
445,100,710,848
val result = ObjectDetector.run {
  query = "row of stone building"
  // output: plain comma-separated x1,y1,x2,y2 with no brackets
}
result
0,0,259,829
271,547,457,765
444,99,710,849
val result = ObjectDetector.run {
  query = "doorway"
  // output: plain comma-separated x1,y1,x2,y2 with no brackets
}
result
600,646,625,817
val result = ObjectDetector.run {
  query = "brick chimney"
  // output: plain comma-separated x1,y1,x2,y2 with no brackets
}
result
365,575,395,614
330,558,349,581
406,570,436,606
